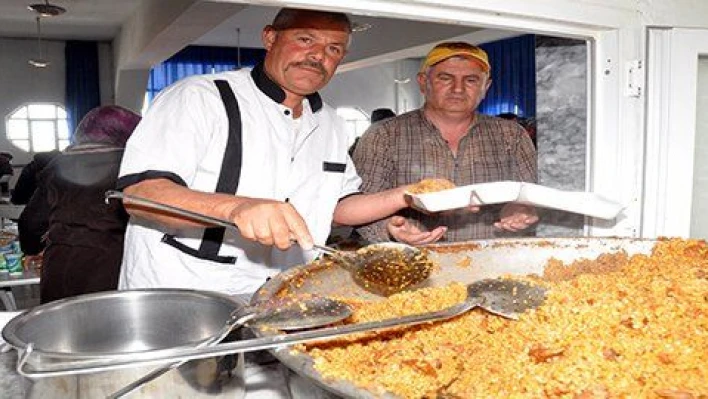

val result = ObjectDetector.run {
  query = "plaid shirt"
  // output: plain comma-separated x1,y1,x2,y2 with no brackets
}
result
352,109,537,242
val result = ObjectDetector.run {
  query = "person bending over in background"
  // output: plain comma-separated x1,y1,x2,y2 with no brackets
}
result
18,105,140,304
0,152,14,198
10,150,60,205
116,8,428,299
352,41,539,244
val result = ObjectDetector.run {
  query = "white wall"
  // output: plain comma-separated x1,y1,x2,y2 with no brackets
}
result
0,38,114,170
322,58,422,116
691,57,708,239
0,38,66,166
98,42,116,106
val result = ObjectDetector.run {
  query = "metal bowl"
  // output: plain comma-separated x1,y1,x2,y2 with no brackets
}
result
252,237,659,399
2,289,247,398
2,289,243,360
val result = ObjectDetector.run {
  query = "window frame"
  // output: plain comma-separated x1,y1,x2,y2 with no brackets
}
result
5,103,70,153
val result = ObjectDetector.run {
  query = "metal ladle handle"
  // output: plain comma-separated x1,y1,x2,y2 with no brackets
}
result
106,308,256,399
16,297,484,378
104,190,340,257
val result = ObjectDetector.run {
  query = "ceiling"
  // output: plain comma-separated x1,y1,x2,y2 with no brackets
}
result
0,0,142,41
0,0,520,70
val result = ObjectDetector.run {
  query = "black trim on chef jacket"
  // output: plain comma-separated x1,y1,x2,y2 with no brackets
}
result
338,191,363,202
323,161,346,173
198,79,243,261
162,79,243,264
115,170,187,191
250,62,323,112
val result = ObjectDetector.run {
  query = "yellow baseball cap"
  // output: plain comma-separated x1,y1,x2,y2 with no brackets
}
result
420,42,490,73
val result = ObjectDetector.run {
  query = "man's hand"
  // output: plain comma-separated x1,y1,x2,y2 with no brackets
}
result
225,198,313,251
124,180,314,251
387,216,446,245
494,203,538,232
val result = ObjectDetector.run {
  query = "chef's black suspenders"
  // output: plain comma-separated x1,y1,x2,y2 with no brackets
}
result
200,79,243,261
161,79,242,264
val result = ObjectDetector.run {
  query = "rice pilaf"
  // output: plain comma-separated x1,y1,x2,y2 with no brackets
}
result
301,238,708,398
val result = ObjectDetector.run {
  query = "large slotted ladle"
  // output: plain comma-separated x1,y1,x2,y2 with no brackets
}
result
467,278,547,320
109,295,353,398
105,190,433,295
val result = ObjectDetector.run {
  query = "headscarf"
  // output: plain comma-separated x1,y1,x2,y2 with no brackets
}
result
72,106,141,148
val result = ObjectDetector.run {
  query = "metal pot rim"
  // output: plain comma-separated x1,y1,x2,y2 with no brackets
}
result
2,288,244,361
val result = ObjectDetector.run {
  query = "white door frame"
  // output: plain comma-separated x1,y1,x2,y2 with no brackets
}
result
644,28,708,238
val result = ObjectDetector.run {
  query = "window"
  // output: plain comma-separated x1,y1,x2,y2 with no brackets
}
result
336,107,370,146
6,104,70,153
144,45,266,110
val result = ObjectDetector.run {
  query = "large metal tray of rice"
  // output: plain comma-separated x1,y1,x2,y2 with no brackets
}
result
252,238,708,398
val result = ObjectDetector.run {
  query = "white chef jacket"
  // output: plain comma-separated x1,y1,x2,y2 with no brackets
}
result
117,64,361,295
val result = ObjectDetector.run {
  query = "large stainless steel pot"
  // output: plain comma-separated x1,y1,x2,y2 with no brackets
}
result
251,237,659,399
2,289,246,398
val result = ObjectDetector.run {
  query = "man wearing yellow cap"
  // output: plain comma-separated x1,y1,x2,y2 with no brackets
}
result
352,41,538,243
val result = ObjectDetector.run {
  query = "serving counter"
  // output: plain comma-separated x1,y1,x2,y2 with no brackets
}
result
0,203,23,230
1,270,40,311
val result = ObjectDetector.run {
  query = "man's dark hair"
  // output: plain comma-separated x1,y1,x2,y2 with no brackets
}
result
271,8,352,33
371,108,396,123
497,112,519,121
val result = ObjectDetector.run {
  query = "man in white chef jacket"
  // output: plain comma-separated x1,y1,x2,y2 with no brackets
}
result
116,7,442,398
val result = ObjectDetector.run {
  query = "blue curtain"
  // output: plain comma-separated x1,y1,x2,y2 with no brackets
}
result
65,41,101,136
146,45,266,103
478,35,536,118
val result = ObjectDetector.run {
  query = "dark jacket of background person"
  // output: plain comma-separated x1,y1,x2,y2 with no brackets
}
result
0,152,12,177
18,105,141,304
10,150,60,205
0,152,13,197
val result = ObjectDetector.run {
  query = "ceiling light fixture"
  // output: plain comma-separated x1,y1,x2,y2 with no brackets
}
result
28,17,50,68
27,0,66,17
351,22,372,33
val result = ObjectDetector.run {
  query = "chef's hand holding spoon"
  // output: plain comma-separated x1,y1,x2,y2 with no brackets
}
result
121,179,313,250
224,197,313,250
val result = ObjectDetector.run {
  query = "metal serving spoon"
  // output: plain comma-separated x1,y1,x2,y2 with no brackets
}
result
467,278,547,320
347,242,434,296
105,190,433,295
109,295,352,398
21,279,547,381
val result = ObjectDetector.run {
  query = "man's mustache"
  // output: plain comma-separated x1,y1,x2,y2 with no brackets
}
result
287,60,326,76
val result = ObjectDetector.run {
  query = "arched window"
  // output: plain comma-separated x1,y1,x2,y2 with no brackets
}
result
6,103,70,153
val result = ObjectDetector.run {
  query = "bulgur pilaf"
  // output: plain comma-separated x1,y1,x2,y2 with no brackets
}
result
302,238,708,398
406,178,457,194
